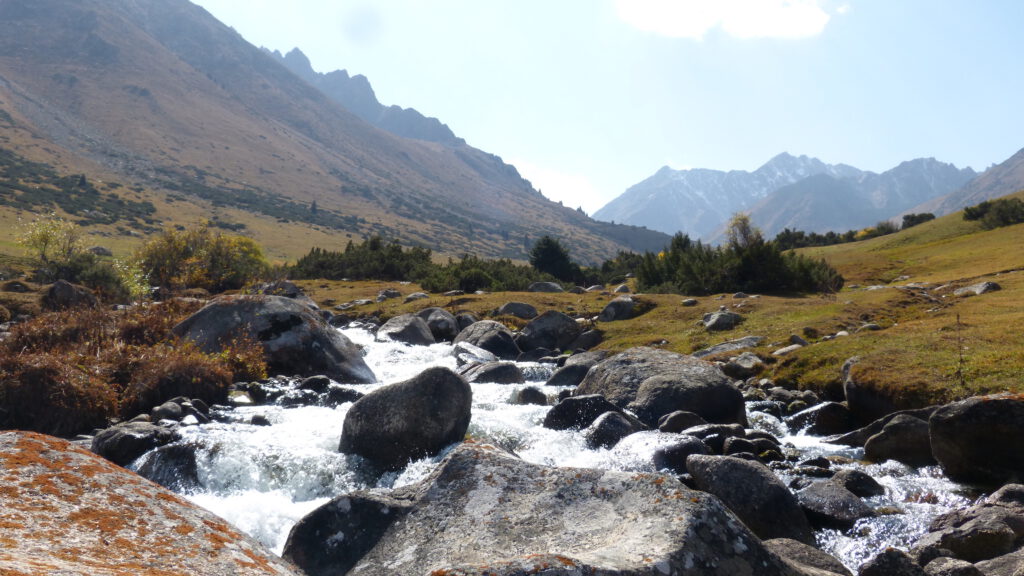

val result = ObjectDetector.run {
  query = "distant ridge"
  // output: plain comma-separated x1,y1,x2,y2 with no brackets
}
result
907,146,1024,217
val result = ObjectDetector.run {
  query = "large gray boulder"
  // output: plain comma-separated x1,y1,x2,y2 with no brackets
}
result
3,431,302,576
864,414,935,467
597,295,635,322
930,394,1024,485
416,307,460,341
764,539,853,576
703,310,743,331
339,367,471,470
911,484,1024,564
285,442,807,576
527,281,563,293
797,480,876,530
576,347,745,427
173,295,375,383
453,319,521,360
91,421,180,466
516,310,582,352
376,313,435,346
687,454,816,545
497,301,538,319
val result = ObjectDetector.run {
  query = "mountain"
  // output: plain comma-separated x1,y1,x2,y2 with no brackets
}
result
271,48,463,147
908,146,1024,217
0,0,668,263
596,153,975,241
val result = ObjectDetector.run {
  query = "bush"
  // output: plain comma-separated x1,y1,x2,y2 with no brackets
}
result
136,223,269,292
119,343,233,417
902,213,935,229
290,236,434,282
0,304,9,323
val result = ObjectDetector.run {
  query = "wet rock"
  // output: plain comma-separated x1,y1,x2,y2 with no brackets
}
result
453,341,499,366
764,538,853,576
658,410,708,433
829,406,939,447
831,469,886,498
864,414,936,467
251,414,272,426
497,301,538,319
135,442,200,492
686,454,815,544
516,310,581,352
797,480,876,530
41,279,98,311
703,310,744,331
1,432,302,576
583,411,647,449
151,400,184,422
912,484,1024,564
287,442,802,576
511,386,548,406
339,366,471,470
173,295,376,384
929,394,1024,486
376,313,435,346
463,361,525,384
299,375,332,393
542,394,621,431
527,281,563,293
652,435,711,474
787,402,857,436
858,548,927,576
597,295,635,322
576,347,746,427
91,421,181,466
454,319,521,360
415,307,460,342
723,437,759,456
455,312,478,331
322,386,365,407
842,356,902,425
922,557,985,576
544,363,590,387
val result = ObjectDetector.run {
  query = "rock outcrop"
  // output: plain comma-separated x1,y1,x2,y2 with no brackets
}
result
929,394,1024,485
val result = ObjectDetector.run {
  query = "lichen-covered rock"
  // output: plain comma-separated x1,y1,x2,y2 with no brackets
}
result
285,442,807,576
339,366,471,470
0,431,302,576
576,347,746,427
172,294,375,384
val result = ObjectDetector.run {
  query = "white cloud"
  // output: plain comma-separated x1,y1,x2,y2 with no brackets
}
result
510,158,609,215
615,0,832,40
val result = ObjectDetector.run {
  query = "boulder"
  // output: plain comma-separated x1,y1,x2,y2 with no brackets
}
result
652,435,711,474
567,329,603,351
831,469,886,498
763,538,853,576
544,363,591,387
452,341,499,366
974,548,1024,576
41,279,98,311
658,410,708,433
953,281,1001,297
722,351,766,379
516,310,581,351
597,296,635,322
255,279,319,309
703,310,743,331
339,367,471,470
542,394,621,431
463,361,525,384
497,301,538,319
403,291,429,303
285,442,805,576
376,288,401,301
135,442,201,492
828,406,939,447
922,557,984,576
510,386,548,406
527,281,563,293
1,431,301,576
912,484,1024,564
455,312,478,331
929,394,1024,485
416,307,460,341
376,313,436,346
173,295,375,384
453,319,521,360
681,298,699,307
583,411,647,449
613,283,631,293
787,402,858,436
797,480,876,530
687,454,815,544
858,549,928,576
864,414,935,467
692,335,765,358
576,347,746,427
91,421,180,466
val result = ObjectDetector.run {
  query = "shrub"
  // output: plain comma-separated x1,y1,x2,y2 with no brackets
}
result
136,223,269,292
119,343,232,417
0,304,9,323
902,213,935,229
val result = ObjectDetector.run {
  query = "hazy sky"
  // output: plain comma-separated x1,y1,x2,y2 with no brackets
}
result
192,0,1024,213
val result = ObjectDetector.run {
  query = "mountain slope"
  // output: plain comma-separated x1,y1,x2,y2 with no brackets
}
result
0,0,668,263
909,146,1024,216
596,153,974,241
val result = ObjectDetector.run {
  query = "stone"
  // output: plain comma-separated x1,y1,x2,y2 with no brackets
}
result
831,469,886,498
544,363,590,387
91,421,180,466
652,435,711,474
912,484,1024,564
703,310,743,331
150,400,184,422
929,394,1024,485
722,351,765,379
763,538,853,576
576,347,745,427
583,411,646,449
828,406,939,447
597,295,635,322
692,335,765,358
923,557,985,576
173,295,376,384
787,402,857,436
454,320,521,360
681,298,698,307
339,366,471,470
403,291,429,303
516,310,582,352
686,454,815,544
416,307,460,341
41,279,98,311
542,394,621,431
452,341,499,366
657,410,708,433
527,281,563,293
511,386,548,406
864,414,936,467
567,329,603,351
455,312,478,331
953,281,1001,297
376,313,435,346
975,548,1024,576
0,432,302,576
376,288,401,301
463,361,525,384
135,442,201,492
497,301,538,319
858,549,928,576
285,442,803,576
87,245,113,256
797,480,876,530
773,344,804,356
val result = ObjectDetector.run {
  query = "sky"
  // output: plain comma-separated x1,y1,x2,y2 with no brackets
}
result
192,0,1024,214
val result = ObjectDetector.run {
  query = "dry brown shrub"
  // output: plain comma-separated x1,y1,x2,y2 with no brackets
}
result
119,343,232,417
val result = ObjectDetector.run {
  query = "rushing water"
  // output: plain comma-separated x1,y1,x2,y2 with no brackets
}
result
132,325,976,571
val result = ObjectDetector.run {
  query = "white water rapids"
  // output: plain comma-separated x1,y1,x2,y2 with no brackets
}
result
132,325,976,571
